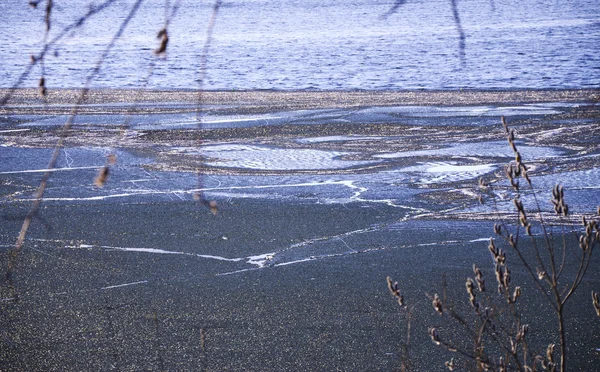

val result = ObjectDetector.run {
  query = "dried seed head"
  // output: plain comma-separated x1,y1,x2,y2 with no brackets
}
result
488,239,497,256
551,184,569,216
466,278,475,297
499,357,506,372
39,77,47,97
208,200,218,215
503,266,511,288
502,116,509,133
432,294,443,315
579,235,588,251
517,323,529,341
514,198,524,212
444,358,455,371
477,276,485,292
94,166,109,187
513,286,522,301
154,28,169,55
473,264,485,292
495,264,504,292
473,264,482,277
508,234,516,248
477,358,491,371
497,248,506,265
537,268,546,280
592,291,600,317
546,343,555,363
386,276,405,306
429,327,441,345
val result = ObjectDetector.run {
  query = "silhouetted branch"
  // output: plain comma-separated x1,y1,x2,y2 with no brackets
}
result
380,0,407,20
450,0,466,66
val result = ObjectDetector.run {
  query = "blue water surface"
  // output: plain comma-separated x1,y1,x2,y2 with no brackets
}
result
1,0,599,90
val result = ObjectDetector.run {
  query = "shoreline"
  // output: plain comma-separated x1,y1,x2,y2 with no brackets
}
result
1,88,598,114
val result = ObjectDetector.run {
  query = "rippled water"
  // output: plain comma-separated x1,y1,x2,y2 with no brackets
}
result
1,0,599,90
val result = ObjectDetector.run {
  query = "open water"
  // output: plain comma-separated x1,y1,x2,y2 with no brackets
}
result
1,0,599,90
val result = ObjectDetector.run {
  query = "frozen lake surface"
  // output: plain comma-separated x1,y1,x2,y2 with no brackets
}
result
1,90,599,370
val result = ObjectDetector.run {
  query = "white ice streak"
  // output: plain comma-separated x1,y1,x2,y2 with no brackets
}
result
402,162,496,184
18,179,372,202
297,135,383,144
0,166,101,175
0,129,30,133
75,244,276,268
201,114,282,124
246,253,275,268
101,280,148,290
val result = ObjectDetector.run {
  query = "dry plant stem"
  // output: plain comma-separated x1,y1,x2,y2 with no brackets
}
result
0,0,121,106
472,294,524,369
400,306,413,372
194,0,222,206
502,119,599,372
4,0,145,295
